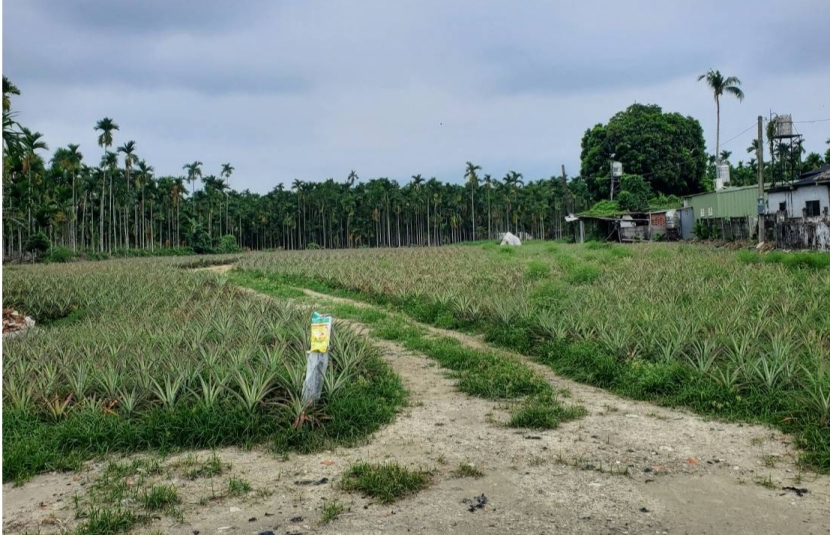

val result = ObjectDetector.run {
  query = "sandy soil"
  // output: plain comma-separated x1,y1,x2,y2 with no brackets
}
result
5,269,830,535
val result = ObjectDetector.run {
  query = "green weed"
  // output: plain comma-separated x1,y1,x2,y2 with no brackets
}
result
141,484,181,511
508,393,587,430
74,507,138,535
451,462,484,479
341,462,432,504
227,477,251,497
320,500,348,524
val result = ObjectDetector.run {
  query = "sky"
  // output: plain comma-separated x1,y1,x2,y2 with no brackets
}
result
3,0,830,194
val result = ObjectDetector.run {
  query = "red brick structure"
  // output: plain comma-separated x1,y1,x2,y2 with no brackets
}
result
650,213,666,227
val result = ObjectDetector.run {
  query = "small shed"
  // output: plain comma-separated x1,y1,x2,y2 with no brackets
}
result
576,210,679,243
683,185,763,220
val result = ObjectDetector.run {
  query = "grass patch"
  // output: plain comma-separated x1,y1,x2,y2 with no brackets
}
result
508,393,587,430
341,462,432,504
141,484,181,511
227,269,307,298
524,260,551,281
564,263,601,285
451,462,485,479
738,250,830,270
320,500,348,524
228,477,252,497
175,452,227,480
755,475,776,489
75,507,139,535
71,457,185,534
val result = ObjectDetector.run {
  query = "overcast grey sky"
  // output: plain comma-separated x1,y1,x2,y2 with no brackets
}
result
4,0,829,193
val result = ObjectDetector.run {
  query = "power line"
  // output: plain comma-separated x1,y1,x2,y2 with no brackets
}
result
793,118,830,124
720,123,758,148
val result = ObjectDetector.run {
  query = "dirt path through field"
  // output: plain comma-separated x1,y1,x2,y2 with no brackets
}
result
6,269,830,535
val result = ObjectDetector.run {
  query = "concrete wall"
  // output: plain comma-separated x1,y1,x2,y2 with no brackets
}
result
775,219,830,251
767,184,830,219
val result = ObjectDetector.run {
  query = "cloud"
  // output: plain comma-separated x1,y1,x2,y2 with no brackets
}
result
4,0,830,193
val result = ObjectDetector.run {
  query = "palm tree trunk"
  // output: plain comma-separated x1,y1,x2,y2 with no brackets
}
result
715,96,720,164
80,194,86,251
426,200,430,247
99,168,106,252
71,172,77,252
471,188,475,240
108,174,113,252
487,190,491,240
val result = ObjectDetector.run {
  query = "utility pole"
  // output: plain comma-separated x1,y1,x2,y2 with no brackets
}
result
756,115,765,244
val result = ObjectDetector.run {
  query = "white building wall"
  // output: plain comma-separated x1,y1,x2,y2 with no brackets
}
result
767,184,830,219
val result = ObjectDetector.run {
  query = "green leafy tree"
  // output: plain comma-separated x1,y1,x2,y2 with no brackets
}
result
697,70,744,163
615,174,652,212
580,104,707,198
24,230,50,261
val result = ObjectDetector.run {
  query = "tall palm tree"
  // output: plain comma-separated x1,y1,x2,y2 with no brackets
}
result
220,162,234,186
54,144,83,251
183,161,203,223
464,161,481,240
100,151,119,248
20,128,48,235
135,160,153,248
502,171,523,233
220,163,234,234
346,170,358,187
2,76,20,112
698,70,744,163
183,161,203,195
118,140,137,247
95,117,119,251
291,179,305,248
411,174,425,245
482,174,493,239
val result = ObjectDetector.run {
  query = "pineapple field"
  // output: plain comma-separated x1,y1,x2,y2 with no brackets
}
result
4,243,830,534
233,242,830,469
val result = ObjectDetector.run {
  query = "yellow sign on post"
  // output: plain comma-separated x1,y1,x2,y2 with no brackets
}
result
309,312,333,354
303,312,333,407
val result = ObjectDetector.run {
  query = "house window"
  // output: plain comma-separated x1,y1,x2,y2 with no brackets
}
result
806,200,821,217
707,207,713,216
699,208,704,217
778,202,786,213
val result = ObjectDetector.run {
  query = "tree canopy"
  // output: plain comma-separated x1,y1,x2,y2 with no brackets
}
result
580,103,708,199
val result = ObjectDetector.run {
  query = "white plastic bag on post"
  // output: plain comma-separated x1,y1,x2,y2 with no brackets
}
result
302,312,332,406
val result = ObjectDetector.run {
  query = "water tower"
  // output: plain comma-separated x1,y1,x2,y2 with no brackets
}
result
715,163,730,191
769,113,803,187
